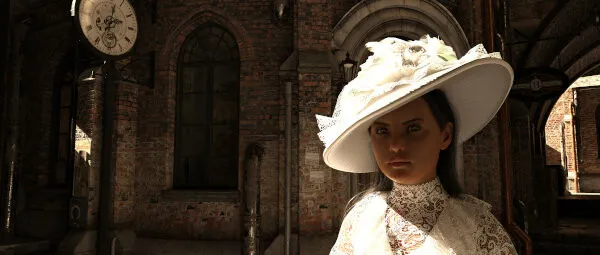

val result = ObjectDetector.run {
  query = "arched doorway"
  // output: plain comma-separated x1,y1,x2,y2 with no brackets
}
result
331,0,470,195
511,0,600,252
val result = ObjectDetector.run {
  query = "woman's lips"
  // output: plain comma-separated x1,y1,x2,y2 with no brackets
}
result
387,161,411,168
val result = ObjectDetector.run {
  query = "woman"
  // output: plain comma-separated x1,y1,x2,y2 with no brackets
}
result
316,36,517,254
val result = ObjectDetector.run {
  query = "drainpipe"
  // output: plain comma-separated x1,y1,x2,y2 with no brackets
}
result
560,122,567,172
285,81,292,255
570,93,579,192
1,9,28,242
494,0,533,253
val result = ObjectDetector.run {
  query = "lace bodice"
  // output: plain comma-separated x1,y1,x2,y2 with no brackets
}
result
386,178,448,254
330,178,517,255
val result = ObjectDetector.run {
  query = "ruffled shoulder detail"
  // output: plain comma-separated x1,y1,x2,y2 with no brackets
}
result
330,192,388,255
440,195,517,255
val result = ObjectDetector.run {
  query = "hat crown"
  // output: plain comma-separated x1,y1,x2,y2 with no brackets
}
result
357,36,457,87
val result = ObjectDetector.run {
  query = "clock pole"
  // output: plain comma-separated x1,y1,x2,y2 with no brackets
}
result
72,1,138,253
96,59,117,255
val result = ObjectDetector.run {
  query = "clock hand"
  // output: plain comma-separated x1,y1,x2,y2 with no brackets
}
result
96,17,103,31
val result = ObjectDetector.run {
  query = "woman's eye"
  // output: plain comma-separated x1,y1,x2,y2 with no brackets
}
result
375,127,389,135
407,124,422,133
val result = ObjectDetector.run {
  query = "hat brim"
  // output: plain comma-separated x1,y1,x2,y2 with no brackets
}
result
323,58,514,173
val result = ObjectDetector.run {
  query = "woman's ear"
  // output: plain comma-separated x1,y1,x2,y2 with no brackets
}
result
440,123,453,150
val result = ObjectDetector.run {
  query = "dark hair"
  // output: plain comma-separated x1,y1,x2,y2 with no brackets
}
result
344,89,462,216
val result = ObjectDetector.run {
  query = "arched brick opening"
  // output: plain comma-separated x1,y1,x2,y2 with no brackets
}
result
156,8,253,189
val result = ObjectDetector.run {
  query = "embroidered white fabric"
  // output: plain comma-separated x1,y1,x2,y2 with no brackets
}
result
316,36,501,148
330,178,517,255
386,178,448,254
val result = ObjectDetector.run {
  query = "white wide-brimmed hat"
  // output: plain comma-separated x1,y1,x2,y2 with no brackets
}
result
316,36,513,173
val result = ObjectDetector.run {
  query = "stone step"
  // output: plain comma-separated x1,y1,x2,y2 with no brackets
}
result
132,238,241,255
557,195,600,218
0,239,51,255
534,241,600,255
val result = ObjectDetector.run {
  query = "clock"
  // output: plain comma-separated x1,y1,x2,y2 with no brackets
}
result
75,0,139,58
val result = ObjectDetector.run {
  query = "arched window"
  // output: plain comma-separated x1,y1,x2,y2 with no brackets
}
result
596,104,600,158
175,23,240,190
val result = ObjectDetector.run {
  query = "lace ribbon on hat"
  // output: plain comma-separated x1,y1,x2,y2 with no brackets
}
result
316,36,501,148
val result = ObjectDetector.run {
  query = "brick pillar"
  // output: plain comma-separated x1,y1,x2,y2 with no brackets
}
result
111,81,138,253
58,69,138,254
296,0,335,235
56,68,104,255
74,68,104,230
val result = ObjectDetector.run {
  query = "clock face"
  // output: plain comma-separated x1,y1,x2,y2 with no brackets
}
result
78,0,138,56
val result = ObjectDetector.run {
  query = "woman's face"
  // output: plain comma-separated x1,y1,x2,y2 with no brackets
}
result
369,97,453,185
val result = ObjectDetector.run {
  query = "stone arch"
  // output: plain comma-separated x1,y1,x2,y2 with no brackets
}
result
332,0,470,63
29,29,76,175
156,8,253,189
565,44,600,81
524,0,596,69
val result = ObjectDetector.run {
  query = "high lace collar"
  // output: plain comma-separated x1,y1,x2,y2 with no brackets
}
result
386,177,448,230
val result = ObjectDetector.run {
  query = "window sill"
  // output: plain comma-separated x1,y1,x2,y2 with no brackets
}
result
160,190,240,203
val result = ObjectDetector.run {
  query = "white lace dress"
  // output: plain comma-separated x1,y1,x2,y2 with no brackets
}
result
330,178,517,255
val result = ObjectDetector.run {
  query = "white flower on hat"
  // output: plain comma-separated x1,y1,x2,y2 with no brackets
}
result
353,36,457,94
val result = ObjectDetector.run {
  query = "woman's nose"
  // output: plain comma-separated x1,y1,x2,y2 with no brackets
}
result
389,134,407,153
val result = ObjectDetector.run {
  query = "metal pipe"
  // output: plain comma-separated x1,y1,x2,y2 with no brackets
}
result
1,18,26,243
97,60,116,255
285,81,292,255
0,0,14,243
242,142,263,255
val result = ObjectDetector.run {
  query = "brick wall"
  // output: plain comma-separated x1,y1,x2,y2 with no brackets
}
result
574,87,600,192
545,81,600,193
113,82,138,228
13,0,521,249
296,0,335,235
545,89,574,169
575,87,600,173
134,0,293,242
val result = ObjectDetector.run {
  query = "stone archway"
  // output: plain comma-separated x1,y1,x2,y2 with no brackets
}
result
332,0,470,194
332,0,470,63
